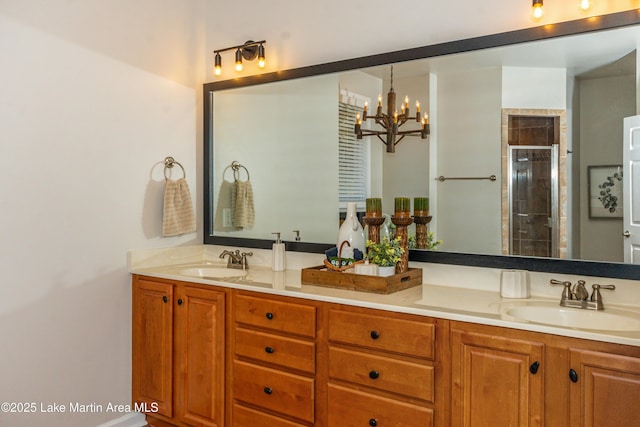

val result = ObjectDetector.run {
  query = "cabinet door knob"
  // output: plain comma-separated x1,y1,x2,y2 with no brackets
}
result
265,346,275,354
569,369,579,383
370,330,380,340
265,312,274,320
529,361,540,374
177,298,183,306
369,370,380,380
263,387,273,395
369,418,378,426
162,295,168,303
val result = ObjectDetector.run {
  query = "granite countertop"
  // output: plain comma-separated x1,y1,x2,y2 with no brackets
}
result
131,259,640,347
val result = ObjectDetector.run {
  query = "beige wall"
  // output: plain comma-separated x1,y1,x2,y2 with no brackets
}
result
579,73,636,262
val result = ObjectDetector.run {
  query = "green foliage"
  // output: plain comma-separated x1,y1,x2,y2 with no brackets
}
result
366,237,404,267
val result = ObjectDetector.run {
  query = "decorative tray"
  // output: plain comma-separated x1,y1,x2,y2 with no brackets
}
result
300,266,422,294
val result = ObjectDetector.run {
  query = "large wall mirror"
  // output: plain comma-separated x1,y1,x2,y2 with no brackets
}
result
205,10,640,279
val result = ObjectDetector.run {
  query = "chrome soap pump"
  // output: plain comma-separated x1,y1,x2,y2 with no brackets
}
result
271,232,286,272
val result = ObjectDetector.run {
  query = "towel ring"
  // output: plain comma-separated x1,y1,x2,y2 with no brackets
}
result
223,160,250,181
164,156,186,180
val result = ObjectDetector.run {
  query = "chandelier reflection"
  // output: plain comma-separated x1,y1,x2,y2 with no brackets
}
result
354,66,430,153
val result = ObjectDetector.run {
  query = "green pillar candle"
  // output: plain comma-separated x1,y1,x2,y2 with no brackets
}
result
366,198,382,217
414,197,429,215
394,197,411,217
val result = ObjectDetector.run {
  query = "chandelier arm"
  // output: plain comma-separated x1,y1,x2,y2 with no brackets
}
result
375,134,387,145
394,134,407,146
396,129,425,136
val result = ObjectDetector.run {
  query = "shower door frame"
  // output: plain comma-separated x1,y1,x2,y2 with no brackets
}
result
501,108,567,258
507,144,559,258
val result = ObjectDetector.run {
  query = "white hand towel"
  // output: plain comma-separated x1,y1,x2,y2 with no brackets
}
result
231,180,255,229
162,178,196,236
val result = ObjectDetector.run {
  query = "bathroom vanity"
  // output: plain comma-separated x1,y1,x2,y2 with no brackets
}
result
130,247,640,427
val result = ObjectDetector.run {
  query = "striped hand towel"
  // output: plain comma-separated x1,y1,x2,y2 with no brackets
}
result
162,178,196,236
231,180,255,229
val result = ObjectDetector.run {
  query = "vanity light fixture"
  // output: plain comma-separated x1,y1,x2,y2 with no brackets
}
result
354,66,429,153
532,0,543,19
213,40,266,76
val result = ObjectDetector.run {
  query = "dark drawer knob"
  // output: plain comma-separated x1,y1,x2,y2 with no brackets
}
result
162,295,168,303
369,418,378,426
370,330,380,340
263,387,273,395
177,298,183,306
369,370,380,380
569,369,579,383
265,312,274,320
265,346,275,354
529,361,540,374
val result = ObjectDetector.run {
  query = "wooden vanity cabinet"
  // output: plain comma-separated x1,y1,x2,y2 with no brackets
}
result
229,291,320,426
450,322,545,427
450,321,640,427
132,274,640,427
568,347,640,426
132,275,226,427
326,305,445,427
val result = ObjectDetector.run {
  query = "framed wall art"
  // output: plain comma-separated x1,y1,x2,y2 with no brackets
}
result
588,165,623,219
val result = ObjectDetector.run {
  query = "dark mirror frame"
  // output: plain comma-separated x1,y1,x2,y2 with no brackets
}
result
204,10,640,280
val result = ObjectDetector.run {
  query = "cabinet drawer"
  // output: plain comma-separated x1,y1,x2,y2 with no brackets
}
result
329,346,434,402
328,309,435,359
233,360,314,423
235,294,316,338
328,384,433,427
233,403,307,427
235,327,315,374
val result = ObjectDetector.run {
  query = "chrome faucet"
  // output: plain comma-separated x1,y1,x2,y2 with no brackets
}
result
550,279,615,310
219,249,253,270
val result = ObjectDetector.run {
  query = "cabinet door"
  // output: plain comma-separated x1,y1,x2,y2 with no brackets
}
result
451,327,544,427
132,276,174,418
174,285,226,427
569,349,640,427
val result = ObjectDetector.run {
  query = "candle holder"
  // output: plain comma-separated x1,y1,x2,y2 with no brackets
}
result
363,216,386,244
413,215,433,249
391,215,413,273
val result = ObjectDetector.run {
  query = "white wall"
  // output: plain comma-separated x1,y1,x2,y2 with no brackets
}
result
0,1,205,426
502,67,567,109
1,0,636,426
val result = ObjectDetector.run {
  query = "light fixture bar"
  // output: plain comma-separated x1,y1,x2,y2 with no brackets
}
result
213,40,266,75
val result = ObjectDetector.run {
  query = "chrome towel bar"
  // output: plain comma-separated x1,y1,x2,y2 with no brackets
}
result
436,175,496,182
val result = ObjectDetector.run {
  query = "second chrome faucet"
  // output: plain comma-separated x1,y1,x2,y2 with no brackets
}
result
219,249,253,270
550,279,615,311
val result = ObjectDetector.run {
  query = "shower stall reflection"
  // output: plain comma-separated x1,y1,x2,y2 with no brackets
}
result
509,145,559,257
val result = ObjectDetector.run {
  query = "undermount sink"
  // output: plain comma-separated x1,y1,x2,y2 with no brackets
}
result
178,267,248,279
502,302,640,332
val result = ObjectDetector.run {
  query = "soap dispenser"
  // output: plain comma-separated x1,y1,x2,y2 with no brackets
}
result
271,232,286,271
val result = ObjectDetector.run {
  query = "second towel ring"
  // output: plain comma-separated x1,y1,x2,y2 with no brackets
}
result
164,156,186,180
223,161,250,181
